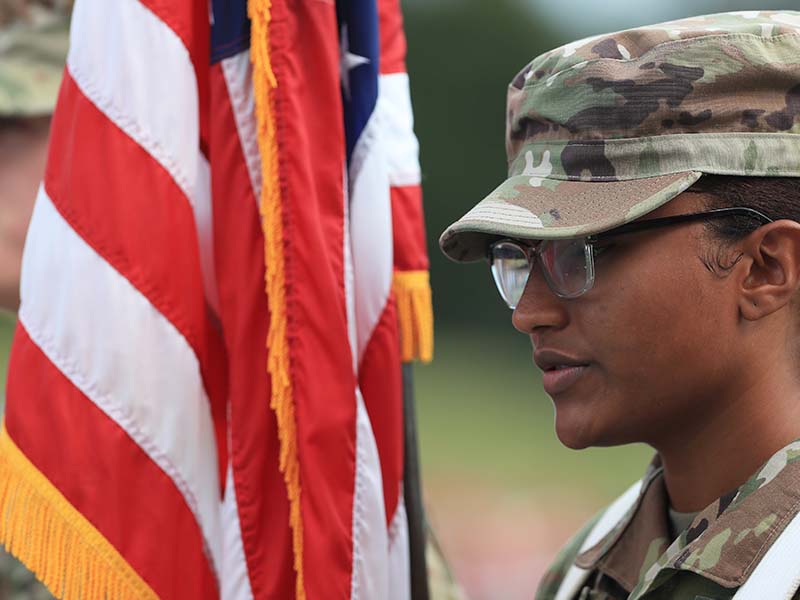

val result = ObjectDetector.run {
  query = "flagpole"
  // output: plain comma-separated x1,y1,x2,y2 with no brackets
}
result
402,363,430,600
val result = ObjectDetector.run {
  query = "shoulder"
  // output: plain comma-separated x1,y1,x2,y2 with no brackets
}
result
534,510,603,600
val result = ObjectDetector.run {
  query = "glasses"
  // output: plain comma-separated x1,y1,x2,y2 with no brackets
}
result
488,207,774,309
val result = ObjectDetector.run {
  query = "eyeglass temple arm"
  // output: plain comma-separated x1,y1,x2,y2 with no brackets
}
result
587,207,774,242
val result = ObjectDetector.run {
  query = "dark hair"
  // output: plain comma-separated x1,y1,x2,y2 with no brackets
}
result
691,176,800,238
688,175,800,273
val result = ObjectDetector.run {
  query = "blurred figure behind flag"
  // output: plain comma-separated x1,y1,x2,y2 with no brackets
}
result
0,0,70,312
0,1,68,598
0,0,459,598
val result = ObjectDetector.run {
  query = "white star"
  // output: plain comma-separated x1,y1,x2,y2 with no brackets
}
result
340,24,370,101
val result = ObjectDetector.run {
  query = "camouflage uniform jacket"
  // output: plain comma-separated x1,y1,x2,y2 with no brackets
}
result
536,441,800,600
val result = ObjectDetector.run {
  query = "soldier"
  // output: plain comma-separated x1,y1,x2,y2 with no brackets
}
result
0,0,69,312
440,11,800,600
0,3,67,597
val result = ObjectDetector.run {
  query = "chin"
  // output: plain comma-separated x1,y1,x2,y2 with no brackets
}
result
553,416,598,450
551,383,639,448
553,408,633,449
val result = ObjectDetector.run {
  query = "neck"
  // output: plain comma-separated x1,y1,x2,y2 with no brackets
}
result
656,360,800,513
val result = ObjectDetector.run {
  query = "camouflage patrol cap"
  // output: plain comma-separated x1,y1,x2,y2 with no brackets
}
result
440,11,800,263
0,0,71,117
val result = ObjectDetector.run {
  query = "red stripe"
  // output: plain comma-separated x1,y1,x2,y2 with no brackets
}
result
391,185,429,272
358,296,404,525
209,62,295,599
5,325,217,599
271,0,358,596
46,72,227,491
378,0,408,74
138,0,211,156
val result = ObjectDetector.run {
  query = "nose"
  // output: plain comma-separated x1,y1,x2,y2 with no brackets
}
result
511,265,569,336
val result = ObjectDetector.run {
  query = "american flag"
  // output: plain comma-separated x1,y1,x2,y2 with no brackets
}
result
0,0,432,597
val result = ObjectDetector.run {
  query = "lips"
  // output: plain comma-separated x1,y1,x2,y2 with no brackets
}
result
533,349,591,395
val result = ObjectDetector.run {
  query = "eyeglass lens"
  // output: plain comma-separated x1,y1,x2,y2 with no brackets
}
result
489,239,595,308
489,242,530,309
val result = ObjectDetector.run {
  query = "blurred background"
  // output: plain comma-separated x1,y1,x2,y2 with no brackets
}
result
1,1,798,599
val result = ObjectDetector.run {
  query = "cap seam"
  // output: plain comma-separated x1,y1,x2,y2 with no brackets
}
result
503,168,800,183
506,132,800,178
510,132,800,146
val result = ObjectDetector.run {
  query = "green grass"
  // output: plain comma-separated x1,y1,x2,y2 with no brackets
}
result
414,327,653,502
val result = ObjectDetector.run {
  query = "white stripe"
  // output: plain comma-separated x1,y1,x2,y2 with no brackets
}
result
68,0,198,201
734,509,800,599
67,0,219,315
343,165,359,370
221,462,255,600
345,149,391,600
20,186,223,578
387,492,411,600
350,102,393,363
348,70,396,600
350,389,389,600
195,155,220,314
221,52,263,204
379,73,421,187
348,63,418,600
554,480,642,600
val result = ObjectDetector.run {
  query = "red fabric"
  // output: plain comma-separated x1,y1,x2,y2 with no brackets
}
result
377,0,408,74
358,297,404,525
378,0,430,276
208,63,295,599
390,185,429,272
270,0,358,597
5,326,217,600
46,73,228,488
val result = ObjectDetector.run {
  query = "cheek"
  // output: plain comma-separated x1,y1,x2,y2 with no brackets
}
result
582,249,734,401
551,240,739,447
0,147,46,241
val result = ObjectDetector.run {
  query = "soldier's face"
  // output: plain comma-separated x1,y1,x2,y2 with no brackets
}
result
512,191,744,450
0,117,50,311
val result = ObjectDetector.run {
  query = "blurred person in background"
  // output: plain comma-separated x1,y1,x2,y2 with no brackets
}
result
441,11,800,600
0,0,69,313
0,3,468,600
0,1,68,597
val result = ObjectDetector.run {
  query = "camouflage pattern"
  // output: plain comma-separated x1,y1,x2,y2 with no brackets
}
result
440,11,800,263
535,440,800,599
0,0,71,116
0,3,68,592
440,171,699,262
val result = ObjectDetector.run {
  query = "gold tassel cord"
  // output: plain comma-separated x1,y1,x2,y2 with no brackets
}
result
0,424,157,600
392,270,434,363
247,1,306,598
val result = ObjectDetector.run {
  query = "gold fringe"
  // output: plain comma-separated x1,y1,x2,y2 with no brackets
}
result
247,1,306,598
0,424,157,600
392,270,434,363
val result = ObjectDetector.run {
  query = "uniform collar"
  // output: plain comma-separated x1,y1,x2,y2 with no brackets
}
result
574,439,800,598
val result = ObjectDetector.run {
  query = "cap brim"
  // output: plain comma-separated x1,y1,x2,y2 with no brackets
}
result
439,171,702,263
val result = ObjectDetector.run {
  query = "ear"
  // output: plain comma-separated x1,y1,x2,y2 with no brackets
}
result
739,220,800,321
